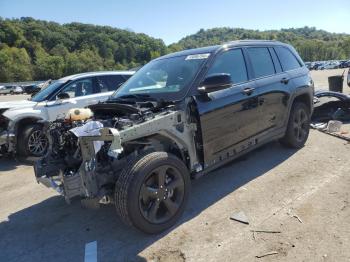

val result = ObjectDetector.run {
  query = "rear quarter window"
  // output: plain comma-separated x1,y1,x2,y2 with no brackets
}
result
274,46,302,71
98,75,129,92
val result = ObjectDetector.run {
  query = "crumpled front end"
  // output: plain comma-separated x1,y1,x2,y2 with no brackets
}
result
34,104,199,205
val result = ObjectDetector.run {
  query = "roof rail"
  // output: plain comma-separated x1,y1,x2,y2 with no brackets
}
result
223,39,280,45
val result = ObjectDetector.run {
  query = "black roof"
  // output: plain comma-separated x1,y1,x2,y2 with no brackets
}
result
156,40,287,60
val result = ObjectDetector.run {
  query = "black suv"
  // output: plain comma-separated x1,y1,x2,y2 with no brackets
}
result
35,40,314,234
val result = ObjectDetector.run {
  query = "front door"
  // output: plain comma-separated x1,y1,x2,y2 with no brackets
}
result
45,77,111,120
195,48,260,167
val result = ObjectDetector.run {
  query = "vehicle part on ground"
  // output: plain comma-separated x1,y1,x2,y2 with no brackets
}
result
312,91,350,122
328,75,343,93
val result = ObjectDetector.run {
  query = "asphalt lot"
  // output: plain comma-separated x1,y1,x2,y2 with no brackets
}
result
0,69,350,262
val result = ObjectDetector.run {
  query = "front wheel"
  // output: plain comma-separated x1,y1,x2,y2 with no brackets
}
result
280,102,310,148
115,151,190,234
17,124,49,157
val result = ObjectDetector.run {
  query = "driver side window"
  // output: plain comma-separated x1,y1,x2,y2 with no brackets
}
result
207,49,248,84
57,78,93,99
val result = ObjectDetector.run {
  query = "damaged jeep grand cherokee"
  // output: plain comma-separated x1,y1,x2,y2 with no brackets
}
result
34,40,314,234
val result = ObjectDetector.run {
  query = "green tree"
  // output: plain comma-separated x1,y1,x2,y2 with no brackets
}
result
0,45,32,82
35,53,64,80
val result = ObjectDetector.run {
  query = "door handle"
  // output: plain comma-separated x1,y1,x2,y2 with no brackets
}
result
281,77,290,84
242,87,255,95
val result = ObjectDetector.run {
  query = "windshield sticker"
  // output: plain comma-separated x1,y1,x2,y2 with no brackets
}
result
185,53,210,60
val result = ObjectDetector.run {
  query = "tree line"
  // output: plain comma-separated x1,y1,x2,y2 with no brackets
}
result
169,27,350,62
0,17,349,82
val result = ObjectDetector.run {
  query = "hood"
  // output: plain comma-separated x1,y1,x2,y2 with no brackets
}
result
0,100,37,111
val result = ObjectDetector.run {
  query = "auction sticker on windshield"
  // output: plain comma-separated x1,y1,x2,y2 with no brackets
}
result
185,53,210,60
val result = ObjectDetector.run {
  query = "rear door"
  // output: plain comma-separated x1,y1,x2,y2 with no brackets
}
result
196,48,260,166
246,46,290,132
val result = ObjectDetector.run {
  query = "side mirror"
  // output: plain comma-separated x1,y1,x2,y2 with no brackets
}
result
57,92,70,100
198,73,232,94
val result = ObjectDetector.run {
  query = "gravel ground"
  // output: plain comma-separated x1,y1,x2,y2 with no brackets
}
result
0,69,350,261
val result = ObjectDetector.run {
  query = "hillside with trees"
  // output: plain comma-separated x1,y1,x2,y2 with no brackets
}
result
0,17,167,82
0,17,349,82
169,27,350,62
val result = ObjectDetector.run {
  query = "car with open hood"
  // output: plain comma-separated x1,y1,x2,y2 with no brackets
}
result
34,40,314,234
0,71,134,157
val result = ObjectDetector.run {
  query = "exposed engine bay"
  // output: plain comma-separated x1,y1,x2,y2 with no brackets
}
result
34,100,200,204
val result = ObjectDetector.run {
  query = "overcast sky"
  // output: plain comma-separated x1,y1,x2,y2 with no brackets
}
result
0,0,349,44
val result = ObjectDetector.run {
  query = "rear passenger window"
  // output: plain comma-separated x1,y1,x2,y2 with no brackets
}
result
247,47,275,78
274,46,301,71
97,75,128,92
207,49,248,84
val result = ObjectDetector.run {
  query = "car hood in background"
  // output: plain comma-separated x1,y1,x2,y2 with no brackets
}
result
0,100,37,110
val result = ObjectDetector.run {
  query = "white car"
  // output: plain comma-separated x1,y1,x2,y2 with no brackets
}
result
0,71,134,157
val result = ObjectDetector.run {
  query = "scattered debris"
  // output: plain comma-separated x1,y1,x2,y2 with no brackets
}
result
293,215,303,223
287,209,303,223
326,120,342,132
230,211,249,224
256,251,278,258
310,122,327,130
250,230,281,234
319,129,350,142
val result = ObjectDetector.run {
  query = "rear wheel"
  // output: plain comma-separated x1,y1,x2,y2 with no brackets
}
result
17,124,48,157
115,151,190,234
280,102,310,148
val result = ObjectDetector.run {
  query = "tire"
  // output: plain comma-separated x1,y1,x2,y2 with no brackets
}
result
280,102,310,148
10,91,14,95
115,151,190,234
17,123,48,157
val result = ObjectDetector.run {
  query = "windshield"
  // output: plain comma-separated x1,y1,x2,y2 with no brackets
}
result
31,81,66,102
112,54,209,101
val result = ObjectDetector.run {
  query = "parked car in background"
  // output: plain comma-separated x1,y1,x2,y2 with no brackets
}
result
0,71,134,157
312,62,323,70
22,84,42,95
13,86,24,94
347,69,350,87
319,61,340,70
0,85,22,95
35,40,314,233
339,60,348,68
